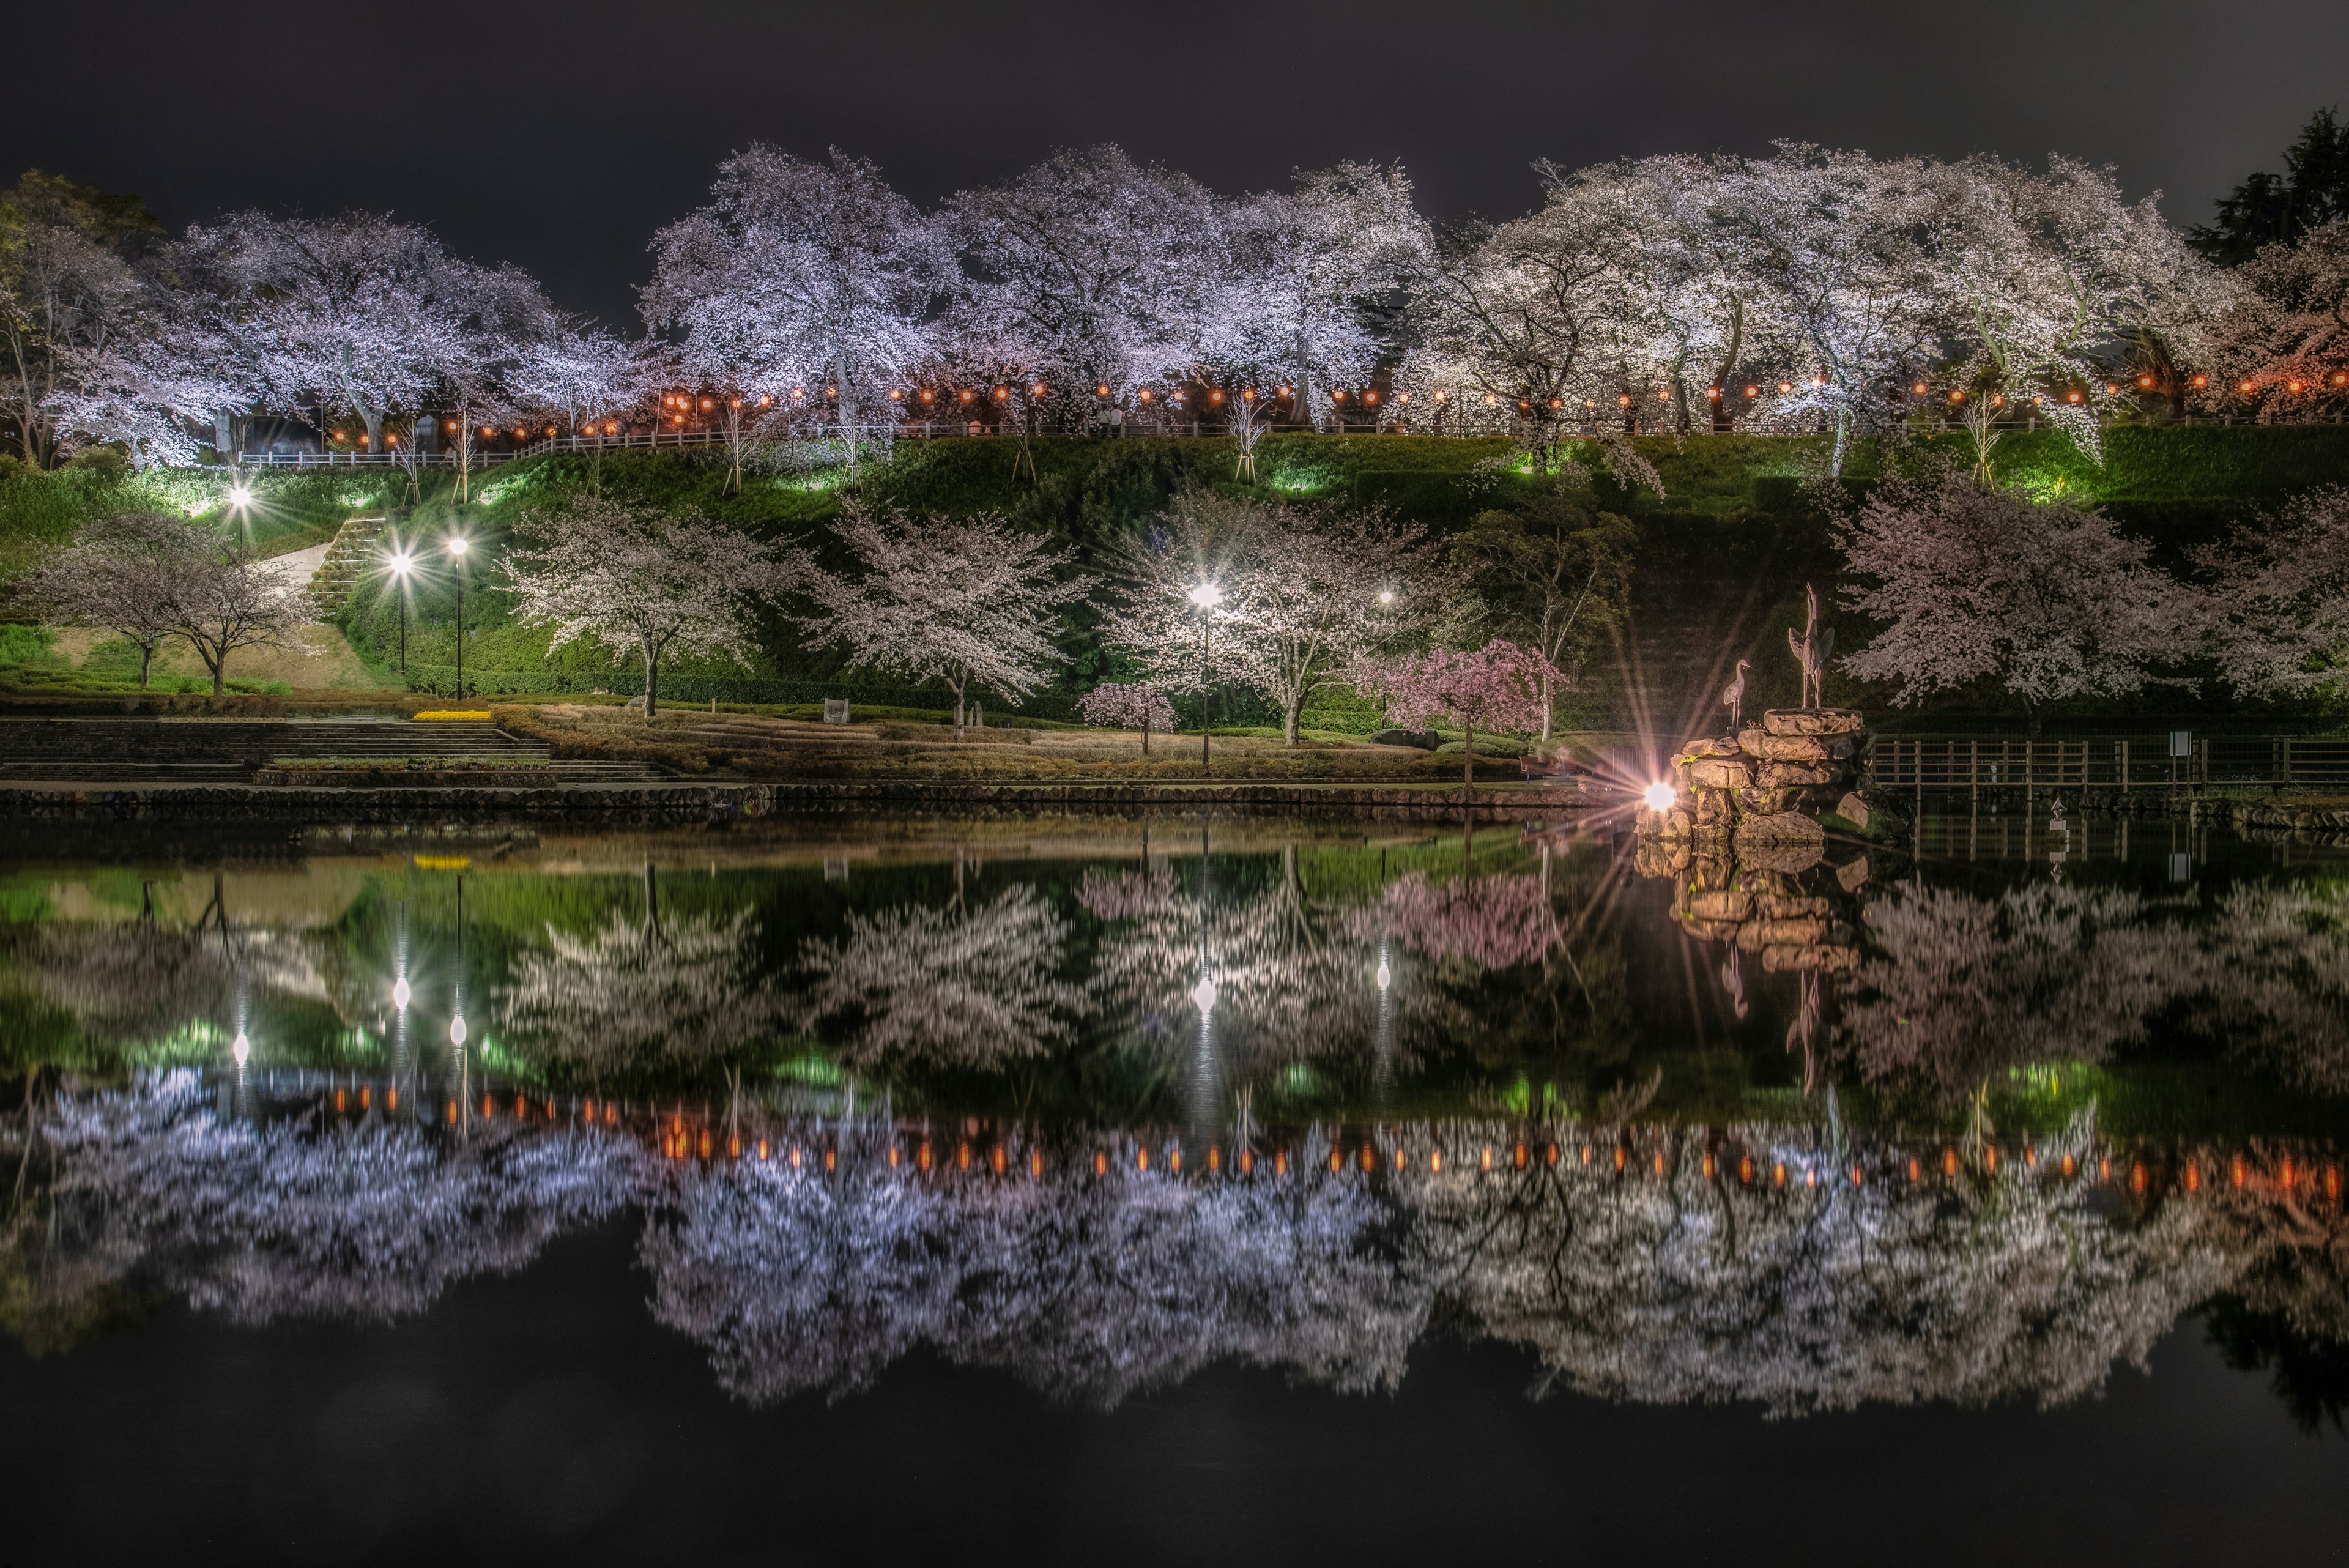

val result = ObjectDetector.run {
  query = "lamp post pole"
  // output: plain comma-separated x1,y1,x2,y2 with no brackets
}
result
1189,582,1220,773
447,535,470,699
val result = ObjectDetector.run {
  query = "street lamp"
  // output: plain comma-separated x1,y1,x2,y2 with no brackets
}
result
1187,581,1222,771
445,535,470,699
385,546,416,675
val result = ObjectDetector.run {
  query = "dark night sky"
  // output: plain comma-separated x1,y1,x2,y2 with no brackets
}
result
8,1,2343,324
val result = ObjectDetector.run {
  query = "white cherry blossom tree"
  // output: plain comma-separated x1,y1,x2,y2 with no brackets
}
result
1101,491,1436,744
795,500,1091,732
644,146,951,481
497,494,793,716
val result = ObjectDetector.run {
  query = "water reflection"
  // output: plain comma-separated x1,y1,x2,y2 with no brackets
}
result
3,817,2348,1425
6,1074,2345,1425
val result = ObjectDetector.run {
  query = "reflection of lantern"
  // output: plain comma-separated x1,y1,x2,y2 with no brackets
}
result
727,1134,740,1161
1209,1146,1222,1173
1738,1155,1754,1184
2133,1162,2148,1194
1327,1149,1341,1173
918,1140,932,1172
1986,1146,1998,1172
698,1129,711,1159
1613,1146,1625,1172
1093,1150,1108,1176
1274,1151,1289,1176
1773,1162,1786,1187
1359,1146,1375,1173
991,1145,1006,1175
1430,1148,1443,1173
1170,1148,1183,1174
1701,1153,1715,1180
1944,1148,1958,1176
1392,1148,1406,1173
757,1139,770,1161
957,1142,971,1171
1140,1147,1151,1172
1514,1143,1529,1170
2232,1157,2246,1187
1238,1149,1253,1175
1906,1157,1920,1183
335,1089,346,1113
1027,1148,1042,1177
824,1148,836,1172
388,1087,399,1112
888,1144,900,1168
2061,1154,2076,1178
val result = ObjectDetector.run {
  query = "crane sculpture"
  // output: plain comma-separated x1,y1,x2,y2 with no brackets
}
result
1721,658,1751,732
1787,584,1834,710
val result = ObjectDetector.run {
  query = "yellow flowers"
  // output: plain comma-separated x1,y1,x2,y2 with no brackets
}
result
412,710,492,721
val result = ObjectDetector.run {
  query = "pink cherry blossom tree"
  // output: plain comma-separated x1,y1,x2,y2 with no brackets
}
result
1078,682,1178,754
1354,639,1556,790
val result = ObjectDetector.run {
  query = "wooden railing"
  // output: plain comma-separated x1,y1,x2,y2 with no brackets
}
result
1868,734,2349,793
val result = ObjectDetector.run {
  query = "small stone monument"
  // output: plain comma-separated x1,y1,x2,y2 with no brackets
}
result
822,698,851,724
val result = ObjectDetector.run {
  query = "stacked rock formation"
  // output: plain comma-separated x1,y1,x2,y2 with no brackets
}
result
1657,707,1873,848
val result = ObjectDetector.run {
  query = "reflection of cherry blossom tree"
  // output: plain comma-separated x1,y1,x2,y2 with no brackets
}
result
797,886,1085,1069
1835,883,2194,1097
639,1123,1423,1407
1354,872,1553,972
498,905,790,1076
6,1072,627,1345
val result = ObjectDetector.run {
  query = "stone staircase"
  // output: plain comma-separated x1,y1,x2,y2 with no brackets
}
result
0,717,665,786
306,516,389,617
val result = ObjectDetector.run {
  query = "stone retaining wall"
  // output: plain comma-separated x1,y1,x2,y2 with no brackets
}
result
0,781,1603,827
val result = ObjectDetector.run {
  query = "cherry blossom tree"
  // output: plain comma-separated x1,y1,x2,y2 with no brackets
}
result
191,211,469,453
795,500,1089,732
1449,482,1636,739
0,171,160,467
1716,146,1946,475
2194,486,2349,698
509,316,658,498
1078,681,1177,754
1102,491,1435,745
1930,154,2214,477
2191,217,2349,422
945,146,1222,430
1834,470,2197,722
497,494,793,717
1203,163,1432,433
644,146,951,481
1353,640,1555,789
16,508,210,686
1404,175,1653,474
166,536,308,696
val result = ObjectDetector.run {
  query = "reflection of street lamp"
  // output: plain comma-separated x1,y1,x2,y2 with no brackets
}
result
231,1027,251,1067
1188,581,1221,771
445,535,470,699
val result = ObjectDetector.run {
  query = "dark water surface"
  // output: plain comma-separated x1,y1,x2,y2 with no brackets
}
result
3,812,2346,1562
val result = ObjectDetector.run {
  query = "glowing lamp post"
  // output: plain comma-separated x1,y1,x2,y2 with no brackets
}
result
1188,581,1222,771
231,1027,251,1068
445,535,470,699
1642,781,1678,812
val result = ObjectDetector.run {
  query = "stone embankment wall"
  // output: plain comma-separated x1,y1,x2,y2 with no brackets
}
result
0,781,1604,827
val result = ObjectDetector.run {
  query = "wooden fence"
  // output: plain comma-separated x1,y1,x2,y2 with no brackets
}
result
1869,734,2349,794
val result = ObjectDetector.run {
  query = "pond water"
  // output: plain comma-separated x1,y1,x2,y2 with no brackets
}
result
3,811,2346,1561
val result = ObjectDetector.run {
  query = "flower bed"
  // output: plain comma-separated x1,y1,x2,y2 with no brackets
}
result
411,710,494,721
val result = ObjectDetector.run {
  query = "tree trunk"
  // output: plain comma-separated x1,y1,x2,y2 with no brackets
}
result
1283,689,1305,746
951,676,967,735
1142,710,1151,756
1463,719,1475,794
1829,405,1851,477
643,645,659,718
138,640,153,689
1539,667,1553,743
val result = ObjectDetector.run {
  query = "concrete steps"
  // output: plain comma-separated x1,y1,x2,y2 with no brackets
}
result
306,516,389,617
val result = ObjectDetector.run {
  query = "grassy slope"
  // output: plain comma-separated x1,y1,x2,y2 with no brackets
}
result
7,425,2349,728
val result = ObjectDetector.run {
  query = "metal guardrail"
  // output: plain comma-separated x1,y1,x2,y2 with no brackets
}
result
1869,734,2349,793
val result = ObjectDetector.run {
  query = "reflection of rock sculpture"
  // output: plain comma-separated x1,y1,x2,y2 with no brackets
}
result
799,886,1085,1069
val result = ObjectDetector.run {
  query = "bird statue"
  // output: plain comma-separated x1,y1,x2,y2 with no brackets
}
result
1787,583,1835,710
1721,658,1751,733
1720,948,1750,1020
